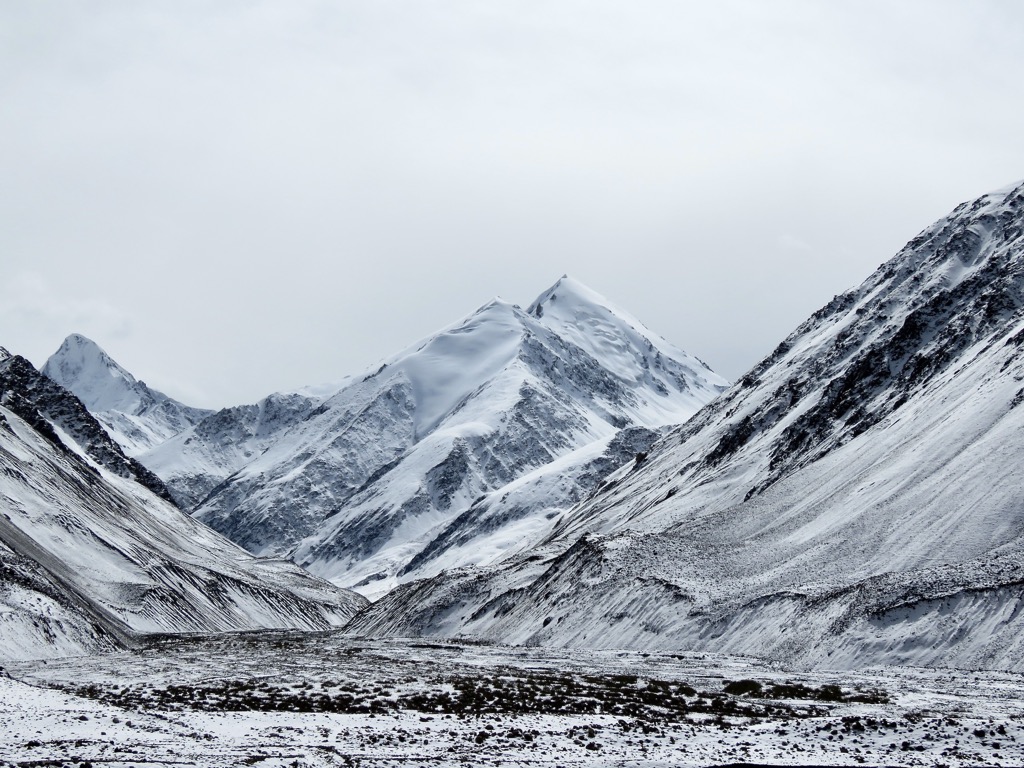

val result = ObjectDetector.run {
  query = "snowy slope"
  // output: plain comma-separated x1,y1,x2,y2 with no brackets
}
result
0,535,122,661
1,352,174,502
191,277,727,596
398,426,662,583
43,334,212,455
349,181,1024,671
0,355,367,661
0,401,367,658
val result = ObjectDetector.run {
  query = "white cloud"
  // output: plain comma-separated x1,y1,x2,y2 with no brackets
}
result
0,271,133,360
2,1,1024,405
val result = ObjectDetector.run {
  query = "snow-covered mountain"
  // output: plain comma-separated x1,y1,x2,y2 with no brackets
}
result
40,334,335,510
43,334,212,456
184,277,727,596
349,181,1024,671
0,352,367,661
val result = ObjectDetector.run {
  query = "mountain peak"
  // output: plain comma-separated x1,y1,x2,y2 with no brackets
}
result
471,296,516,316
525,276,726,388
60,333,117,357
526,275,605,319
54,333,129,369
42,335,212,455
42,334,140,414
189,275,727,590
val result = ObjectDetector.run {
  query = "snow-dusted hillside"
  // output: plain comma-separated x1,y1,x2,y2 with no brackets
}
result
43,334,212,455
141,391,326,509
0,534,121,662
398,425,662,583
349,181,1024,671
1,351,174,502
190,277,727,596
0,355,367,661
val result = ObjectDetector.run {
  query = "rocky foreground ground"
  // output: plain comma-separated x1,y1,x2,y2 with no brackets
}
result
1,632,1022,767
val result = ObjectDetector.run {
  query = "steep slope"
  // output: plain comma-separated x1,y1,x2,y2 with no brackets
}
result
397,425,662,583
0,356,367,661
42,334,212,455
349,181,1024,671
193,277,727,596
0,531,121,662
0,352,174,502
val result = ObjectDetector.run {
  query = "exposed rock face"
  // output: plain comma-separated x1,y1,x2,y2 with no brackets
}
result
0,352,174,502
141,391,323,510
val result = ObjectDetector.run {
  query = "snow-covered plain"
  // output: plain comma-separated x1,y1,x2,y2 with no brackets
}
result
3,633,1023,767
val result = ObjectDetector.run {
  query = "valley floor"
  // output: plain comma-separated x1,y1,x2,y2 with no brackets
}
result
1,633,1022,767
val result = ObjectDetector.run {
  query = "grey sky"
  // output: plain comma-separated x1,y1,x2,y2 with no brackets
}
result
3,1,1023,408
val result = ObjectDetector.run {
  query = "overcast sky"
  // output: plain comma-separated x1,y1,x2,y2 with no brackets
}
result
3,1,1023,408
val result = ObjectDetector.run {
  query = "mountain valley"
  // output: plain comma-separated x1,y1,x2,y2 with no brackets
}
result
4,182,1024,765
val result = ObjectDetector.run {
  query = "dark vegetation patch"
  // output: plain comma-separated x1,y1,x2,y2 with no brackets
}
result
723,679,889,705
73,669,856,723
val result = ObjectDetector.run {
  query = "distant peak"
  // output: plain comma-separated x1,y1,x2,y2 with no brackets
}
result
42,334,144,413
51,333,124,372
540,274,579,292
0,346,10,363
469,296,517,317
57,333,111,358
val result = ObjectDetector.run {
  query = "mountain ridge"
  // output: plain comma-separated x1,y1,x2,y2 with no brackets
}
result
40,277,723,599
0,352,175,502
187,276,727,597
43,334,213,456
345,180,1024,671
